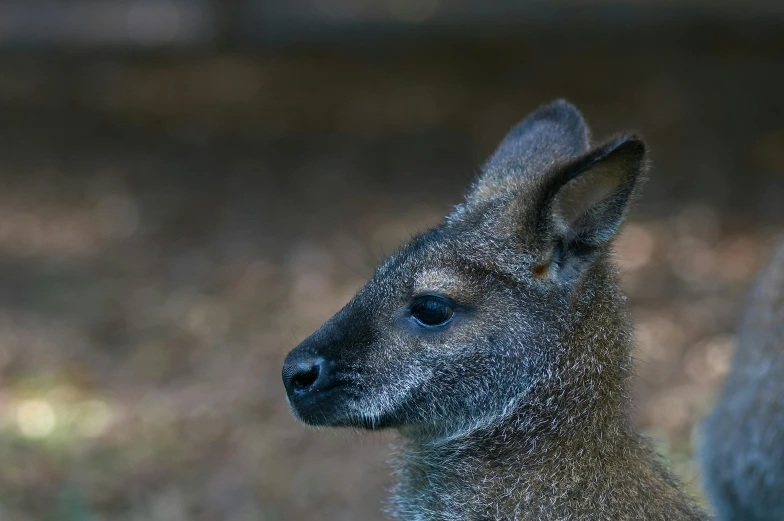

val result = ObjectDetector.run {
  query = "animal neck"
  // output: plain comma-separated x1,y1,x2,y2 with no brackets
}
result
390,409,701,521
390,330,636,520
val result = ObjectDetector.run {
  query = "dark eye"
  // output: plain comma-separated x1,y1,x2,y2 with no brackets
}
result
410,296,454,327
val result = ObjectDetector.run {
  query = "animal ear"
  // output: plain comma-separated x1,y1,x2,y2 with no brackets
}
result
537,135,647,279
469,99,590,204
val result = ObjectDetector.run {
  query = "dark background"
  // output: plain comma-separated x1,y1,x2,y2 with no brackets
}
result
0,1,783,520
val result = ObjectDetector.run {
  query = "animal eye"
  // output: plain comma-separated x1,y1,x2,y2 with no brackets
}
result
410,296,454,327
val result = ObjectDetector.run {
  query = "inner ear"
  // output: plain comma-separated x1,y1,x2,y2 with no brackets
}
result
554,163,629,233
538,135,646,273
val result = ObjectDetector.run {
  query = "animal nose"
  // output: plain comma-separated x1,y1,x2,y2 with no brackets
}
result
282,356,327,396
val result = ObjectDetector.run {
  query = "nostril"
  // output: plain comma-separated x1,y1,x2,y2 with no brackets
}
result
292,363,320,391
283,356,331,396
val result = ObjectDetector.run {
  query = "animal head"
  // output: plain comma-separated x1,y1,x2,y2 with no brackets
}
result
282,100,646,440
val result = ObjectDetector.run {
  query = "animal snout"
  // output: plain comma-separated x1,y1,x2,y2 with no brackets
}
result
282,355,329,396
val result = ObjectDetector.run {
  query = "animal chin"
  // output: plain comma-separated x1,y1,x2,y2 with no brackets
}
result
287,385,351,426
292,388,403,430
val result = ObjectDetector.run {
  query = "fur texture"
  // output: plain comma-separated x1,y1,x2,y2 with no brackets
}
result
699,239,784,521
282,100,708,520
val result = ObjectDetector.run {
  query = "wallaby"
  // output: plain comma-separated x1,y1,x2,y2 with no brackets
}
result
699,239,784,521
282,100,708,521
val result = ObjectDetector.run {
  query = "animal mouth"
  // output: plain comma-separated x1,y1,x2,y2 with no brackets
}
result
287,382,355,426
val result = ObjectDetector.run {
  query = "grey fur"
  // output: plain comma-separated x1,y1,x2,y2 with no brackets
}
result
282,100,708,521
699,239,784,521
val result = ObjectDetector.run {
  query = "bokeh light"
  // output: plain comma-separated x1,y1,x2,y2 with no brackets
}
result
16,400,56,439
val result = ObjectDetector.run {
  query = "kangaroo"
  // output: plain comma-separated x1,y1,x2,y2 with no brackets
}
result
282,100,708,521
698,239,784,521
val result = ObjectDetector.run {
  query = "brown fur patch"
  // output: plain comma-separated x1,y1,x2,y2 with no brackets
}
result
533,263,550,278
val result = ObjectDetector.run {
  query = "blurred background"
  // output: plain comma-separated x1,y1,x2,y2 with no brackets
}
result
0,1,783,520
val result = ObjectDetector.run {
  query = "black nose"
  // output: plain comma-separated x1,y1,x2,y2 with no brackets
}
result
282,356,328,396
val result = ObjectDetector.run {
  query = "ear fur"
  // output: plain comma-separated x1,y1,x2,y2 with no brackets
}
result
459,100,646,283
538,135,647,280
469,100,591,205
